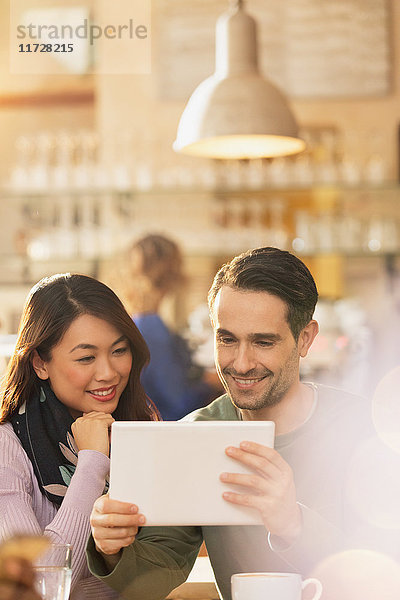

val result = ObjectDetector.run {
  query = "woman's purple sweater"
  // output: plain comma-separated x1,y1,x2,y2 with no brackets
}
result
0,422,119,599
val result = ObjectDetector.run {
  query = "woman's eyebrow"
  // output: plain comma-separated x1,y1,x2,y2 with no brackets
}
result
111,335,128,346
70,336,127,353
70,343,97,353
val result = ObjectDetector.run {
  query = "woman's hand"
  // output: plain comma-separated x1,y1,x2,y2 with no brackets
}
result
90,495,145,556
71,412,114,456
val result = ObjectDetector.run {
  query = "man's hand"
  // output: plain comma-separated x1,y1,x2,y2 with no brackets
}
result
72,412,115,456
90,495,146,556
220,441,302,544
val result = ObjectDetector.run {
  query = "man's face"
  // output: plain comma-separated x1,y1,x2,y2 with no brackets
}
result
211,286,303,412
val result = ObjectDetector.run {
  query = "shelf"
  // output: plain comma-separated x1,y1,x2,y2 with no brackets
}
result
0,183,398,289
1,181,399,200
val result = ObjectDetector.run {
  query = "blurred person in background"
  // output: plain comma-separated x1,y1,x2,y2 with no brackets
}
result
120,234,221,420
0,273,158,600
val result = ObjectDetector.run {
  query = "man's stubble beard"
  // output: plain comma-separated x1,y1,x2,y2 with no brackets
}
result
223,347,299,412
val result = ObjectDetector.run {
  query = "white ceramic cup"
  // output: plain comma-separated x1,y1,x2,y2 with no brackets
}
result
231,572,323,600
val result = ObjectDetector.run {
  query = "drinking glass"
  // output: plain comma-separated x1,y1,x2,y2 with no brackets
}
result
34,544,72,600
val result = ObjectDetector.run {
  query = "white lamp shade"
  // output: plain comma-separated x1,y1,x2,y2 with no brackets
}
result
173,2,305,160
173,72,305,159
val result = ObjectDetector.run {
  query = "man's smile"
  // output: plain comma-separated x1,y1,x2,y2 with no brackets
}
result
231,375,267,388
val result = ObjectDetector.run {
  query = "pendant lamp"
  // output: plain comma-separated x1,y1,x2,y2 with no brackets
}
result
173,0,305,159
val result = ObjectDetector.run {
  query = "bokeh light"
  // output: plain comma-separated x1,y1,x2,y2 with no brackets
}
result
310,550,400,600
372,366,400,453
345,436,400,531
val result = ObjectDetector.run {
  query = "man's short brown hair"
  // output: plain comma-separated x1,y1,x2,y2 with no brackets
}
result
208,247,318,341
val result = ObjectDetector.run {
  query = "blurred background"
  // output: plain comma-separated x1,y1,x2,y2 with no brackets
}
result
0,0,399,399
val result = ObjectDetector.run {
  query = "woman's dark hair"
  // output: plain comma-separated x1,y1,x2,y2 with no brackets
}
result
0,273,158,423
208,247,318,341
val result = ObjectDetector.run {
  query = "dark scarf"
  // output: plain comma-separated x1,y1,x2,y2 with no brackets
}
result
10,380,79,507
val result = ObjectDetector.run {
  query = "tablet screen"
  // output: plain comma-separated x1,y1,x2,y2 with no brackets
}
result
109,421,275,526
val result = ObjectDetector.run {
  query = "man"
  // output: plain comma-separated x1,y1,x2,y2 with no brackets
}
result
87,247,371,599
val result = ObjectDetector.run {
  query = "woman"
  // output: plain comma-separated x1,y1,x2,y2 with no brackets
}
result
118,234,219,420
0,273,157,599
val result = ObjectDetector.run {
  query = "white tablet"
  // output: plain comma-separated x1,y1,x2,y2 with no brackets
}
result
109,421,275,526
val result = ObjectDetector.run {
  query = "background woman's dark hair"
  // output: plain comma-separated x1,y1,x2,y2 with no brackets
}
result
115,234,186,315
0,273,158,423
208,247,318,341
132,234,185,294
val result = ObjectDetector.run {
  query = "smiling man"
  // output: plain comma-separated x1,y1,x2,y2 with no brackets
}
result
211,282,318,423
87,247,372,600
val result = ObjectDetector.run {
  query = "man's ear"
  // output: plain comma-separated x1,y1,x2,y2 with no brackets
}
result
31,350,49,380
297,320,319,358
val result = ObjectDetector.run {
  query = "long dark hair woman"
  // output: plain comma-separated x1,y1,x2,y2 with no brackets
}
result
0,273,158,600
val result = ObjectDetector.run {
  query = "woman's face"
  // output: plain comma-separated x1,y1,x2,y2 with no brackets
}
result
33,314,132,418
